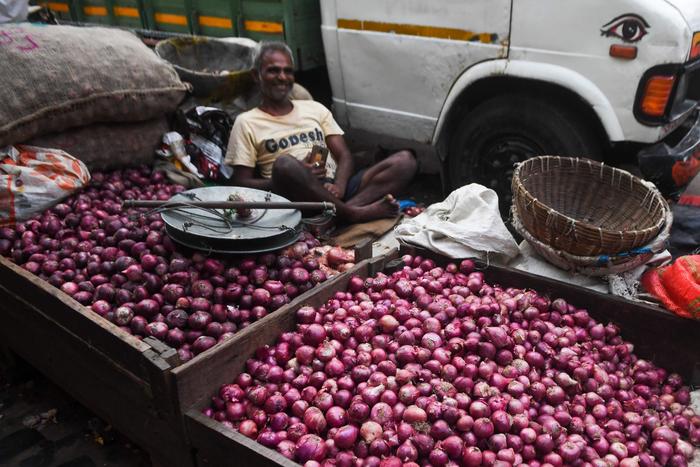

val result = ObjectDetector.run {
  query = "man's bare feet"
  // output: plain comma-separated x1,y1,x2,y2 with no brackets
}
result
345,195,399,223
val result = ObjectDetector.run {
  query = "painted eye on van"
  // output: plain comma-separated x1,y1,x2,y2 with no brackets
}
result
601,14,649,43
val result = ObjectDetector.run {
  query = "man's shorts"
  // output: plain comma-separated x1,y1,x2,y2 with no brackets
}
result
325,168,367,202
342,168,367,201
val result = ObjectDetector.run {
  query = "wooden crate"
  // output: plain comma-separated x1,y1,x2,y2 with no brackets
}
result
182,247,700,467
0,242,368,466
0,255,191,467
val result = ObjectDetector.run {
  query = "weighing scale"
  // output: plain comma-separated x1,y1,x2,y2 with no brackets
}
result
123,186,334,254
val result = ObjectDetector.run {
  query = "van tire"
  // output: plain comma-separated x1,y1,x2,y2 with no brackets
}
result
447,94,603,211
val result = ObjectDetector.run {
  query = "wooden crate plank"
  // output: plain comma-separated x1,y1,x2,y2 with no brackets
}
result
186,410,297,467
0,256,157,381
0,288,194,467
172,262,370,413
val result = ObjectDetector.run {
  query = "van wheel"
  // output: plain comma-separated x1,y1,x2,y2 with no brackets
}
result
448,94,603,213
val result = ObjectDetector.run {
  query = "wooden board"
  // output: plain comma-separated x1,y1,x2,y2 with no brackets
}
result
0,283,194,467
184,247,700,467
0,256,154,380
0,254,196,466
186,410,298,467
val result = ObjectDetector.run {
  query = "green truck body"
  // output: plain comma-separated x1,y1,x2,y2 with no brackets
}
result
42,0,324,70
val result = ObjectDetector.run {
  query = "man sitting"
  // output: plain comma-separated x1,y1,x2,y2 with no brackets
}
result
225,41,417,223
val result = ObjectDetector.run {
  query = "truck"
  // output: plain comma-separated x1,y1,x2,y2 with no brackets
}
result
39,0,326,71
40,0,699,200
319,0,700,202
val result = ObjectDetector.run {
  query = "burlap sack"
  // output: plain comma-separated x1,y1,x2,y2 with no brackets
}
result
26,118,169,171
0,24,188,146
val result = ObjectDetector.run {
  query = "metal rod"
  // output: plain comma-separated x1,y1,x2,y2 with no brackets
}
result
122,200,335,211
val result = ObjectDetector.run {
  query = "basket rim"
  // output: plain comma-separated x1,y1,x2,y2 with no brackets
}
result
154,37,254,79
510,205,671,276
512,156,666,238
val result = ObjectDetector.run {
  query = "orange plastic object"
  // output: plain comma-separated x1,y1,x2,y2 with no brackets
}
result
691,32,700,60
671,150,700,188
641,75,675,117
609,45,637,60
642,255,700,319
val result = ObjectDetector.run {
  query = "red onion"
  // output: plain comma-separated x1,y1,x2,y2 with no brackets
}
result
238,420,258,439
325,406,347,428
653,426,680,445
333,425,358,449
303,407,327,434
402,405,427,423
441,435,463,460
134,298,159,318
559,441,582,463
651,440,674,465
184,251,700,465
360,421,382,444
296,434,327,463
192,336,216,354
188,311,212,331
145,321,168,340
348,401,370,423
303,324,327,346
462,446,483,466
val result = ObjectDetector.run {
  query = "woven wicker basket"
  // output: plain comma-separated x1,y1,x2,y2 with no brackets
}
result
511,156,667,256
511,204,672,276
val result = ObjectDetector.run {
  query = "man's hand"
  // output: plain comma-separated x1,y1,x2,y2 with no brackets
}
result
323,182,344,199
302,161,327,180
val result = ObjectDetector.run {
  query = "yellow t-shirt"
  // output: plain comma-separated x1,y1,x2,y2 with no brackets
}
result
225,100,344,179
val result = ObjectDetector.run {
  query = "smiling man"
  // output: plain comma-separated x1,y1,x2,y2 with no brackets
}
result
225,41,417,224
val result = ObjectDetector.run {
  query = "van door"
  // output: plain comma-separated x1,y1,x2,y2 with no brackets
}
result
329,0,511,143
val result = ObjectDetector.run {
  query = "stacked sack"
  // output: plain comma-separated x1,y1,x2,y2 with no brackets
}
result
0,24,189,171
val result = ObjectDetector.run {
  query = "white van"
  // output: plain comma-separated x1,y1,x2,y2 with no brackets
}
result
319,0,700,200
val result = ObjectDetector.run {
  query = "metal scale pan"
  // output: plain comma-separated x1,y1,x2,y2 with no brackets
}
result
160,186,302,254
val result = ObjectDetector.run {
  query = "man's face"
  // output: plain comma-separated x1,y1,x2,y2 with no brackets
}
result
256,50,294,103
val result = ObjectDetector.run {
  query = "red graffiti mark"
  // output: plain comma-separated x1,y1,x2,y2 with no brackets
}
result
0,31,13,45
0,30,39,52
17,35,38,51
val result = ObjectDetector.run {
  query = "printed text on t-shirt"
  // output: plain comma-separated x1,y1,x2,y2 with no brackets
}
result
264,128,325,153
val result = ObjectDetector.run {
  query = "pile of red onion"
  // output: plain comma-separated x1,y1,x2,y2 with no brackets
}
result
206,255,698,466
1,166,339,362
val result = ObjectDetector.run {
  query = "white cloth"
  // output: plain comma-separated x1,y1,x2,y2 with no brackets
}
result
0,0,28,23
394,184,519,263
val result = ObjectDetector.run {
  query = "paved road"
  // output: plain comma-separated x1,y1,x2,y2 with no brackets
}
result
0,357,151,467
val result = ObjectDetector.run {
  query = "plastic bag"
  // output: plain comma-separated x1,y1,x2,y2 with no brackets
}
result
0,145,90,226
669,204,700,257
641,255,700,319
173,106,233,181
638,111,700,196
